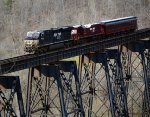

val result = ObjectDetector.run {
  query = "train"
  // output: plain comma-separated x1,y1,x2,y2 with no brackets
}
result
24,16,137,53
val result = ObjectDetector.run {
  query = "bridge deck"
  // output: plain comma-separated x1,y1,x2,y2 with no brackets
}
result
0,28,150,75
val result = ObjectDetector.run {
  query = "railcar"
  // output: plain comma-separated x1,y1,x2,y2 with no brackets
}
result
101,16,137,35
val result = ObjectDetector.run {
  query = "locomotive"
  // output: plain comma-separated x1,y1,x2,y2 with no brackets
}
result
24,16,137,53
24,27,73,52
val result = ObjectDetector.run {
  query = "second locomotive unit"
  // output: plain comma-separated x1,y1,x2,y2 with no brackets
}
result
24,16,137,53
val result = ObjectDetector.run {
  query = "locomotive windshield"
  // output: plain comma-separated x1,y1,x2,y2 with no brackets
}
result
26,31,40,40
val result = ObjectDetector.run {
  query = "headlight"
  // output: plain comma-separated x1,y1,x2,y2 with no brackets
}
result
24,40,31,44
24,41,28,44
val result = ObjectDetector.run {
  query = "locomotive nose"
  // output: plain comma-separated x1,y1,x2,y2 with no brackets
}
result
24,40,39,53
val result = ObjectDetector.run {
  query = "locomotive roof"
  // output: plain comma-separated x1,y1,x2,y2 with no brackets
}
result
73,25,82,28
61,26,73,29
101,16,137,24
84,24,92,28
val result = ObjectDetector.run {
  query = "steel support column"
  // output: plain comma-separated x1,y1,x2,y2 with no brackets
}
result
79,49,128,117
121,40,150,116
15,77,26,117
106,50,128,117
26,67,34,117
140,50,150,116
0,76,25,117
143,45,150,117
57,61,85,117
26,61,84,117
88,62,95,117
72,61,85,117
48,65,67,117
101,53,116,117
26,66,67,117
79,54,98,117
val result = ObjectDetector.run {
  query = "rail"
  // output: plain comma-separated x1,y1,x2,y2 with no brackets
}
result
0,28,150,75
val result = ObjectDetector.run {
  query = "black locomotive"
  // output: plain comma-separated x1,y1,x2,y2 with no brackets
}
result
24,26,73,52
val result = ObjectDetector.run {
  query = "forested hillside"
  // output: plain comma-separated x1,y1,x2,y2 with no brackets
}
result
0,0,150,59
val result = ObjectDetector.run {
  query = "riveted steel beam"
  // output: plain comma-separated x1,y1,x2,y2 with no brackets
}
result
78,49,129,117
26,61,84,117
120,40,150,116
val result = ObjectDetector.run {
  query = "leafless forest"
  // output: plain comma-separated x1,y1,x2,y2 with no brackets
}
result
0,0,150,59
0,0,150,116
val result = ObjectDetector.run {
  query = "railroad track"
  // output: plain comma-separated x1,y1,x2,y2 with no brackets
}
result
0,28,150,75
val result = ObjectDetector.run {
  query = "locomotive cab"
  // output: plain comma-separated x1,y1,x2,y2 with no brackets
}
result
24,31,40,52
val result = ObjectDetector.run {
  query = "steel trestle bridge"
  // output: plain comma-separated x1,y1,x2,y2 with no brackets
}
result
0,28,150,117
